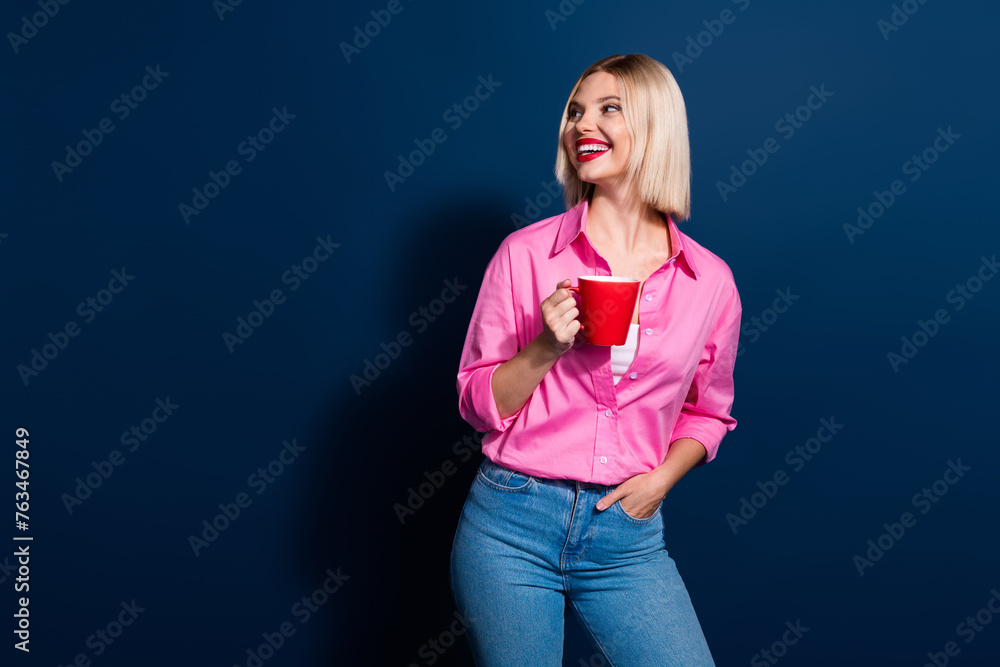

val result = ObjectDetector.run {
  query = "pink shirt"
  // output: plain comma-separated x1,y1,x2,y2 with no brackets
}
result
456,199,741,485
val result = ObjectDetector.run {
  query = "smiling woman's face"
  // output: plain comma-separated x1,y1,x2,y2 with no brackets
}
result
562,71,632,189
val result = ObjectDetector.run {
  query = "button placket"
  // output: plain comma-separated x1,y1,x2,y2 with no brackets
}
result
593,339,619,483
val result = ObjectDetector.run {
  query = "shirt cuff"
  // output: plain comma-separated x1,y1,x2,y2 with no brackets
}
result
459,364,521,434
671,412,735,464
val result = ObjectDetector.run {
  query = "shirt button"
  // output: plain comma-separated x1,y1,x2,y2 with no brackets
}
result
644,328,653,335
644,294,653,301
600,456,607,464
604,409,612,417
629,372,637,379
668,258,676,264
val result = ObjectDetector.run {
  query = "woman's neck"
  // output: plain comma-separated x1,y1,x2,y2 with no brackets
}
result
586,186,667,256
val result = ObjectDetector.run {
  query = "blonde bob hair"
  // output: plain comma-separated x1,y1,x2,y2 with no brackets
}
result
555,53,691,221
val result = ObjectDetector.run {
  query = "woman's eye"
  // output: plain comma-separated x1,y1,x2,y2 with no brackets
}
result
567,104,619,119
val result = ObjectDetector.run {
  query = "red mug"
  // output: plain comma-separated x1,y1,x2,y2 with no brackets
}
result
567,276,641,346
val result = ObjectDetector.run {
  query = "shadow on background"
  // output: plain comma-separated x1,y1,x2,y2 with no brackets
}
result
295,192,554,664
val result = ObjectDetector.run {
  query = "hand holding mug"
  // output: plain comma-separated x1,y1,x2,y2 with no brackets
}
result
538,279,583,357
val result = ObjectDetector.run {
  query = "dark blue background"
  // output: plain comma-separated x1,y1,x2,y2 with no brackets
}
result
3,0,999,664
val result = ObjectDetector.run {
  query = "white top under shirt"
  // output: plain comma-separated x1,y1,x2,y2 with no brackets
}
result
611,323,641,385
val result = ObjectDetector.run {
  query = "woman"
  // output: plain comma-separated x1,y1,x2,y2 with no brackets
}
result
450,53,741,666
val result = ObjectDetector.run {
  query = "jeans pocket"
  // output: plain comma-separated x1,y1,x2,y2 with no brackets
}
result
615,499,663,524
476,456,535,493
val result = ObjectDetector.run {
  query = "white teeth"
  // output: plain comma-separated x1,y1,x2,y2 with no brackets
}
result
577,144,610,155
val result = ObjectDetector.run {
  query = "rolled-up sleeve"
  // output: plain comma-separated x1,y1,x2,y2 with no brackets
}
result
670,284,741,463
456,246,524,433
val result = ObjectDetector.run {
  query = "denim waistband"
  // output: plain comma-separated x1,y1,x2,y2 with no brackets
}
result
480,455,618,492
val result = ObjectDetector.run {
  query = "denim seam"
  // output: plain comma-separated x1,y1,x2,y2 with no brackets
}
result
447,489,474,603
477,458,536,493
566,595,621,667
475,470,536,493
559,486,584,567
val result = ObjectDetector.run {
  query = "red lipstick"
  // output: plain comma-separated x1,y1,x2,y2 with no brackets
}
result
575,138,610,162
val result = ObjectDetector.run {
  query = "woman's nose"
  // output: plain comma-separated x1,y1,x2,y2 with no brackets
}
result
576,108,597,133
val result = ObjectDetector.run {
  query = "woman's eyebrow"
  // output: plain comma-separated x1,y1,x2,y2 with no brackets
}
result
569,95,621,107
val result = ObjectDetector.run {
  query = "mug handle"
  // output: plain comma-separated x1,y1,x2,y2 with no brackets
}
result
565,285,584,331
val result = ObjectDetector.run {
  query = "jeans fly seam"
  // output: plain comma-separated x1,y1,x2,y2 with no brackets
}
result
560,486,580,568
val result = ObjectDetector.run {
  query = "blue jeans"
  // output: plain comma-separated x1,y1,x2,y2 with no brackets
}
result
450,456,716,666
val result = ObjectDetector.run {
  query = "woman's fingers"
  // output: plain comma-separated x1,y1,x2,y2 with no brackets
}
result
550,303,581,340
539,279,583,352
543,286,580,325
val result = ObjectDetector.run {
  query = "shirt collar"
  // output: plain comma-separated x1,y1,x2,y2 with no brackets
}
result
553,198,701,279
